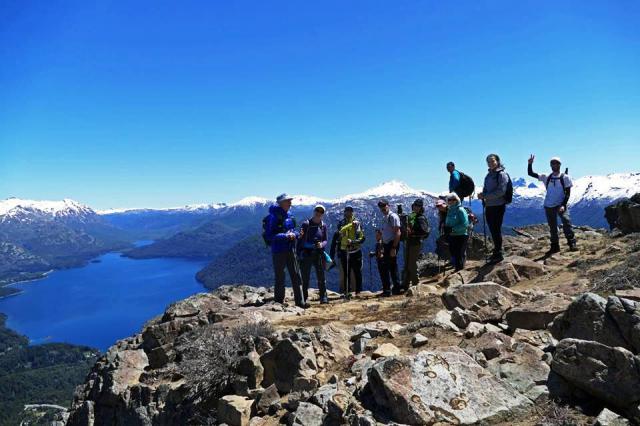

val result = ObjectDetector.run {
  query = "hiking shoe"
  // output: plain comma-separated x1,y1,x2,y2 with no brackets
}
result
320,296,329,304
568,243,579,252
380,291,391,297
545,244,561,256
486,253,504,264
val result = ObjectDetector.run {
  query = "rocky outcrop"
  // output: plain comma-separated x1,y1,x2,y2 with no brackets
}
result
442,282,525,322
505,292,572,330
552,339,640,422
605,193,640,233
550,293,640,353
368,347,532,424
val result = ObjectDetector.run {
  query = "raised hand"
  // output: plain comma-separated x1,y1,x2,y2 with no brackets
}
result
528,154,535,165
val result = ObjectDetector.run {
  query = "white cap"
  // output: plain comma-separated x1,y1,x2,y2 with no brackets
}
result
314,204,326,213
550,157,562,163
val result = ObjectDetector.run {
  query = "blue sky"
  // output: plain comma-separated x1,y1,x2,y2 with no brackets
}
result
1,1,639,209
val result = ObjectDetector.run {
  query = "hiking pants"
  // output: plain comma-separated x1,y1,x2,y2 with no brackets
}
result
545,206,576,246
272,251,304,306
485,205,506,255
340,250,363,294
377,242,401,294
448,235,469,272
403,242,421,288
300,250,327,300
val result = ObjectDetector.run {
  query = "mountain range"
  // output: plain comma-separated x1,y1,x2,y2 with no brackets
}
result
1,173,638,292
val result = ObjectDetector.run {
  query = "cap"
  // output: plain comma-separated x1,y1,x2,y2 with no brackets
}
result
412,198,424,207
550,157,562,164
276,193,293,204
446,161,455,168
377,199,389,208
344,205,354,212
435,199,447,208
314,204,325,213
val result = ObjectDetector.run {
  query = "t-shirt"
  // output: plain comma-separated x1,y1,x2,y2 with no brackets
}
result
381,212,401,244
539,173,572,208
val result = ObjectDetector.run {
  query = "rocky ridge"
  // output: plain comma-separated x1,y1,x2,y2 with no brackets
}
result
66,218,640,425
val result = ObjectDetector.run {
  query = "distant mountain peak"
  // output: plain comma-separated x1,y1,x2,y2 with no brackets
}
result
0,198,95,218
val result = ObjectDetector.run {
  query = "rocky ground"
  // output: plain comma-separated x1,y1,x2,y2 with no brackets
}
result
64,224,640,426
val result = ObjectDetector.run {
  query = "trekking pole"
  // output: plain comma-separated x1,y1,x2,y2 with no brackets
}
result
482,201,489,263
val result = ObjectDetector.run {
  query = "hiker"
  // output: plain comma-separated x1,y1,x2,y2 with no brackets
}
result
298,205,329,304
264,193,307,308
376,199,402,296
528,155,578,254
434,198,450,262
447,161,475,201
445,193,470,271
477,153,512,264
403,199,430,287
335,205,365,298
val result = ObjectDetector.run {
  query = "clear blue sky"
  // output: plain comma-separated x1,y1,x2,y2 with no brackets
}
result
1,1,639,209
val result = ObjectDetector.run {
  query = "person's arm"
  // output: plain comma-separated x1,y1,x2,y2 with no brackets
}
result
449,171,461,192
319,224,328,248
329,231,339,258
484,172,508,202
527,163,539,180
353,221,366,244
562,187,571,209
267,215,289,242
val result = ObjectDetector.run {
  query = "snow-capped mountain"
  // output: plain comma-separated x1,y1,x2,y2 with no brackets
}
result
0,198,97,224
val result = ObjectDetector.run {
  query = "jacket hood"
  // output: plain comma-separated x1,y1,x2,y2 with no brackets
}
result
269,204,286,215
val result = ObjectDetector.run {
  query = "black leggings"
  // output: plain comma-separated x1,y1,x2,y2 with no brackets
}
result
485,205,506,255
340,250,363,294
448,235,469,271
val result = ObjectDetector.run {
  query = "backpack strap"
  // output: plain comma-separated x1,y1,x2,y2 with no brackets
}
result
546,173,566,189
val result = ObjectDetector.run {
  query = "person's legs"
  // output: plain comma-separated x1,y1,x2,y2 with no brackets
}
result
545,206,560,248
448,236,461,271
406,244,420,286
384,243,401,294
340,252,351,296
285,251,304,306
377,255,390,295
559,209,576,248
272,253,286,303
486,205,505,257
299,253,312,302
313,251,327,301
460,235,469,269
349,250,363,293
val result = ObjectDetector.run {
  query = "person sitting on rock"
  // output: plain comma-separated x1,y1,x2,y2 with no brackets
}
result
445,193,470,272
528,155,578,255
264,193,307,308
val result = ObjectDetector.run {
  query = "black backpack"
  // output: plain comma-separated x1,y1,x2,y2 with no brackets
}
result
262,212,293,247
495,170,514,204
411,214,431,240
545,173,567,190
456,172,475,198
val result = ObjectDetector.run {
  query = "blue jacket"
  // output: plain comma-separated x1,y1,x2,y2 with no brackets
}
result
445,202,469,236
482,167,509,207
449,170,461,193
265,205,299,254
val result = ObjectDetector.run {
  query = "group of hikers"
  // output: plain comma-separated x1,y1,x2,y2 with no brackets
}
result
263,153,578,308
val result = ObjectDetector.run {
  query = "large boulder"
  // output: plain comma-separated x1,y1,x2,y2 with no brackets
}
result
260,338,317,393
550,293,639,353
368,346,532,424
217,395,253,426
605,194,640,234
505,292,573,330
503,256,547,279
551,338,640,422
442,282,525,322
481,262,521,287
288,402,324,426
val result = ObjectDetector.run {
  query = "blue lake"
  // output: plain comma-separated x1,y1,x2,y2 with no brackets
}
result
0,251,209,351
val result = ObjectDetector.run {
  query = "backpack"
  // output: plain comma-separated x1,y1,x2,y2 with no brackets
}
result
456,172,475,198
495,170,514,204
261,212,293,247
410,214,431,240
463,207,478,231
398,213,408,242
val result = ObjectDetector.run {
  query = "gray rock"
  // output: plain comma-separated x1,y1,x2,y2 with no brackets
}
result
606,296,640,353
552,338,640,422
309,383,337,411
596,408,630,426
411,333,429,348
217,395,253,426
288,402,324,426
505,292,572,331
450,307,481,329
368,346,532,424
503,256,547,279
433,309,460,331
443,282,524,322
236,351,264,389
482,262,521,287
260,338,317,393
550,293,632,351
256,384,280,415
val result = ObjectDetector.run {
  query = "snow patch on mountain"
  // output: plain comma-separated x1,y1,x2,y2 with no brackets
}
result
335,180,432,203
98,203,226,215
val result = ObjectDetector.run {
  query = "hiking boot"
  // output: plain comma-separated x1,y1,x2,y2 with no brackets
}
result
545,244,561,257
568,242,579,252
320,296,329,304
487,253,504,264
380,291,391,297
